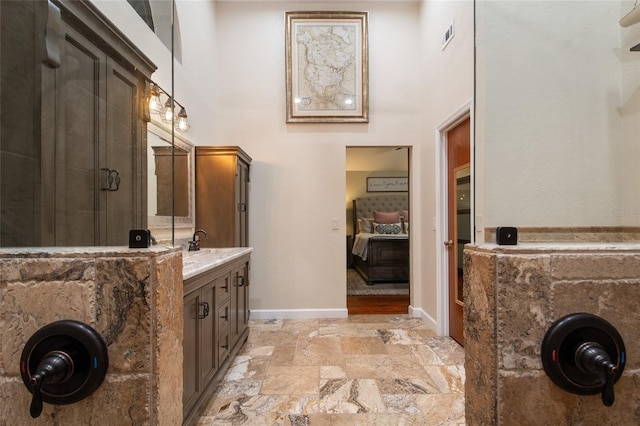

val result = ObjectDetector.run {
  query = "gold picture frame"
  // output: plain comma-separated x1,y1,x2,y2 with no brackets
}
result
285,11,369,123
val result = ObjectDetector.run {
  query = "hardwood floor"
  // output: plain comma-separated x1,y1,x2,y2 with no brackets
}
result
347,294,410,315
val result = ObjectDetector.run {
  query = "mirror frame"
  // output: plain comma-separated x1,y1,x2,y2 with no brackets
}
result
147,120,195,231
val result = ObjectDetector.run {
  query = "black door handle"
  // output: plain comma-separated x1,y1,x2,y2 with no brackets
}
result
198,302,209,319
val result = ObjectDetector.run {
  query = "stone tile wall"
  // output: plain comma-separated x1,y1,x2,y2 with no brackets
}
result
0,247,183,425
484,226,640,243
464,243,640,425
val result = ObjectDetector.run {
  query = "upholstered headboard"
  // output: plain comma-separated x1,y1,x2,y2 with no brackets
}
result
352,194,408,235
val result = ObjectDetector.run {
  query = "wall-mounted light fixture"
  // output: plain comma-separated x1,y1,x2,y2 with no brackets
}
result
175,107,191,132
148,81,191,133
148,84,163,114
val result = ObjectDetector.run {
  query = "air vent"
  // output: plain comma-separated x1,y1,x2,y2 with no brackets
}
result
442,20,455,50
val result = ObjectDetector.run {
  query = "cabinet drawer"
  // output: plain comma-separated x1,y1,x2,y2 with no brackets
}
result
218,303,230,331
216,274,231,305
218,327,230,365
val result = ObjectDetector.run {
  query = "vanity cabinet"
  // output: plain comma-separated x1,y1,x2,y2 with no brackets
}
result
195,147,252,248
183,253,251,425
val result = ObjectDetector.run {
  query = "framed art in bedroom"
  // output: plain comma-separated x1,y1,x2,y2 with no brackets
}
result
285,11,369,123
367,177,408,192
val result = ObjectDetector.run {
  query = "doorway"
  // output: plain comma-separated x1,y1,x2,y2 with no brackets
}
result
345,147,411,315
446,118,471,344
437,103,473,345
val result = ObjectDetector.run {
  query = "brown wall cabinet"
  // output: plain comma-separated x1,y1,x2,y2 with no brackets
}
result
0,0,155,246
195,147,252,248
183,253,251,425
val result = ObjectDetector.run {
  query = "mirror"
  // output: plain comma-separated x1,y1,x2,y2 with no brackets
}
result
147,121,195,235
454,165,471,306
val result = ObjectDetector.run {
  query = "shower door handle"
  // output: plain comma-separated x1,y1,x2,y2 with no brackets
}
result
101,169,121,191
109,170,120,192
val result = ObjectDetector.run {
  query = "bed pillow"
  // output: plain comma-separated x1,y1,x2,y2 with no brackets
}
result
357,217,374,234
374,211,399,224
373,222,403,235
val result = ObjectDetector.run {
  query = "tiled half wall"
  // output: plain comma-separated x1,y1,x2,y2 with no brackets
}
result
464,242,640,425
484,226,640,243
0,247,183,425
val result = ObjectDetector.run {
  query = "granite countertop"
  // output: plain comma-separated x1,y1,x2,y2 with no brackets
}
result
182,247,253,280
0,245,180,258
467,242,640,254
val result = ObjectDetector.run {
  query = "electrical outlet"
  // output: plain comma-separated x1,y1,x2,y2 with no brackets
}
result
442,19,455,50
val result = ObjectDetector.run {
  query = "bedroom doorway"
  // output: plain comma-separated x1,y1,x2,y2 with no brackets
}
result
345,146,411,315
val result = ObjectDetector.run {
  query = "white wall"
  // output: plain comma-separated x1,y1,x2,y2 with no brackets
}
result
212,1,422,316
87,0,640,328
417,0,475,323
475,1,640,231
92,0,218,146
621,0,640,222
89,0,426,318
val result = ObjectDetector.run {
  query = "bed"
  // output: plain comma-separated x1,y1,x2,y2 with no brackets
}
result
351,194,409,284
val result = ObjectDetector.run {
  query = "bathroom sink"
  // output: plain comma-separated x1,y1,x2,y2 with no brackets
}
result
182,247,252,280
182,248,245,266
183,248,237,259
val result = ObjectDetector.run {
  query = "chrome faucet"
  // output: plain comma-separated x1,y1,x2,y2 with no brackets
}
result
188,229,208,251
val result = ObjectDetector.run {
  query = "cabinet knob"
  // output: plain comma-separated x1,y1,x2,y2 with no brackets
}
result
238,276,245,287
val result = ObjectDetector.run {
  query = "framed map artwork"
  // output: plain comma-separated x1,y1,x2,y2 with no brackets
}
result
285,11,369,123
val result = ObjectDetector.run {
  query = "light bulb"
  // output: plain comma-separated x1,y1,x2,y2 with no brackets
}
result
175,107,190,132
148,85,163,113
160,98,174,123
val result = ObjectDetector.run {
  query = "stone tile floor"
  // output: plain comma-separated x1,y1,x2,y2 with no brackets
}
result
197,315,465,425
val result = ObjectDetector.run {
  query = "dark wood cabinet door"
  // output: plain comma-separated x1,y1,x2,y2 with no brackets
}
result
48,23,105,246
236,159,250,246
104,59,145,245
236,262,249,335
182,291,200,414
43,22,145,246
200,279,218,386
0,0,152,247
229,268,239,344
